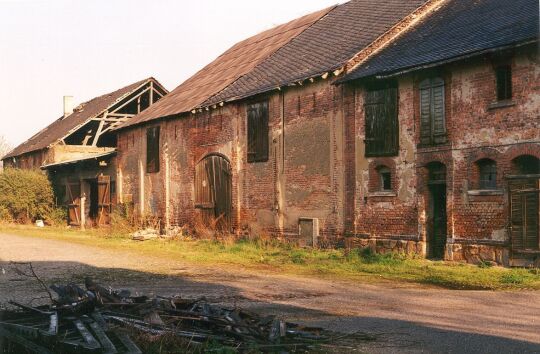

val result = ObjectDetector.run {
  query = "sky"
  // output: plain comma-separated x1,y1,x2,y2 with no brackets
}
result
0,0,339,147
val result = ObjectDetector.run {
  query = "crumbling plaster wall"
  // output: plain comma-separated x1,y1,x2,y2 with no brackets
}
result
442,47,540,264
117,79,346,241
345,46,539,263
348,76,420,251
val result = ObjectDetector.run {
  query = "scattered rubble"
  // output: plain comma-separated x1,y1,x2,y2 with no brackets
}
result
130,228,159,241
0,277,334,353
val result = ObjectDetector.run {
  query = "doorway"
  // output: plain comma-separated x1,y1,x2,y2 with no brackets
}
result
509,155,540,251
194,154,232,230
85,175,111,227
427,162,447,259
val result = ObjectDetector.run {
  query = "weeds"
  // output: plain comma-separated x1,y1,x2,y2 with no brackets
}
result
2,224,540,291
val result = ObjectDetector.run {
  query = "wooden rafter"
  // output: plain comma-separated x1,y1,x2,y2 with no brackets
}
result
54,79,166,148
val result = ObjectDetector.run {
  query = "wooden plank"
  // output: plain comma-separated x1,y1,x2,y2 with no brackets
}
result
89,322,117,354
116,333,142,354
97,175,111,226
73,320,101,350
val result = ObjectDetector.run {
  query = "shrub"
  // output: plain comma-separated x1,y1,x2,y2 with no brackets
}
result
0,205,13,223
0,168,56,223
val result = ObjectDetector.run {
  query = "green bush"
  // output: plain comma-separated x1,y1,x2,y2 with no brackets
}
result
0,168,61,223
0,205,13,223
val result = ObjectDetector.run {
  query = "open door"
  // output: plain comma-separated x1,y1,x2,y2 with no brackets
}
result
66,180,81,226
427,162,447,259
97,175,111,226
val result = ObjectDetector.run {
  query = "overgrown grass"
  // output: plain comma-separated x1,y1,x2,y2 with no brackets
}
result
1,224,540,291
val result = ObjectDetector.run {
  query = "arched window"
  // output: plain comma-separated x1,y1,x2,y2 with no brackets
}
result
512,155,540,175
477,159,497,189
377,166,392,191
427,162,446,184
419,77,446,145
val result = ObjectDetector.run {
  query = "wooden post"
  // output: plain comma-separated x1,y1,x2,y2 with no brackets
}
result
80,194,86,230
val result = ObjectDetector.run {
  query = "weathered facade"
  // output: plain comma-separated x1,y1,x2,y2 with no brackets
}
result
114,0,539,265
114,0,436,243
2,78,168,227
344,45,539,266
341,0,539,265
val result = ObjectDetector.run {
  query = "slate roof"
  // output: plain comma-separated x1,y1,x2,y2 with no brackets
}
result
205,0,427,107
120,0,429,129
341,0,539,81
121,6,334,129
3,78,164,159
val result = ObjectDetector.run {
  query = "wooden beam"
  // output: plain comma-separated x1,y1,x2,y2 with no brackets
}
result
91,117,132,122
150,81,154,105
109,86,151,114
91,112,107,146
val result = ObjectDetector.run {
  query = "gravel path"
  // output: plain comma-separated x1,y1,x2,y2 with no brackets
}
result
0,232,539,353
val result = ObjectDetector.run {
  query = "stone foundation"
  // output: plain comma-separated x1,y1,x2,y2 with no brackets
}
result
345,236,424,256
447,243,510,266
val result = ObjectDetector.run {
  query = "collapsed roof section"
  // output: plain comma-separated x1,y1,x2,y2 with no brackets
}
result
4,78,168,159
119,0,431,130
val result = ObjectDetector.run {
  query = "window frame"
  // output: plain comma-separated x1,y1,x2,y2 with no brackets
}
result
146,126,160,174
477,159,497,190
495,65,512,102
246,100,269,163
378,166,392,191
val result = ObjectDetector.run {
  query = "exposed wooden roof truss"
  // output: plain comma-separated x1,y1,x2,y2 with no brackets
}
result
59,80,166,147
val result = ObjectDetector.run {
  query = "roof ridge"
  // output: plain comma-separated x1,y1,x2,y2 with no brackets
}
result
199,4,339,109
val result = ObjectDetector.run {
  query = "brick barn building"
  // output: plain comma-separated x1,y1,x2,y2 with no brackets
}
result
114,0,539,265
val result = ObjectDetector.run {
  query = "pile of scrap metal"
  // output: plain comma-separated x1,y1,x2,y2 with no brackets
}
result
0,278,329,353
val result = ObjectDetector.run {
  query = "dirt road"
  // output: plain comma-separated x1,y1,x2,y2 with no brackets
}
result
0,232,539,353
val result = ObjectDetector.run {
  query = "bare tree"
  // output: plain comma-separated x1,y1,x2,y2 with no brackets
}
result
0,135,12,170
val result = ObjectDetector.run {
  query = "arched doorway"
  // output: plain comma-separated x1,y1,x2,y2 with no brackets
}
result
426,162,447,259
194,154,232,230
509,155,539,251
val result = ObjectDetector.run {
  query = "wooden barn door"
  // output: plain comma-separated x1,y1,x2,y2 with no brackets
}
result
97,175,111,226
194,155,232,230
510,178,540,251
67,181,81,226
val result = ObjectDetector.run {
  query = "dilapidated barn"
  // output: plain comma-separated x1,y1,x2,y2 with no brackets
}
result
4,0,538,266
2,78,168,227
113,0,436,243
113,0,539,266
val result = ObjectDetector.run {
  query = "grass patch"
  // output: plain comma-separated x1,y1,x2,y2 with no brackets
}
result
1,224,540,291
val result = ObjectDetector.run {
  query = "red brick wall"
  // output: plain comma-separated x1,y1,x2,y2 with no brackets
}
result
117,78,347,242
116,44,538,263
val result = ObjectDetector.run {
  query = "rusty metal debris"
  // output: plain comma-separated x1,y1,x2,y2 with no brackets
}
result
0,278,331,353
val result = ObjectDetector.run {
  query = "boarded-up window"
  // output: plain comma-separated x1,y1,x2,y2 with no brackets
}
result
420,78,446,145
247,101,269,162
146,126,160,173
364,84,398,156
496,65,512,101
